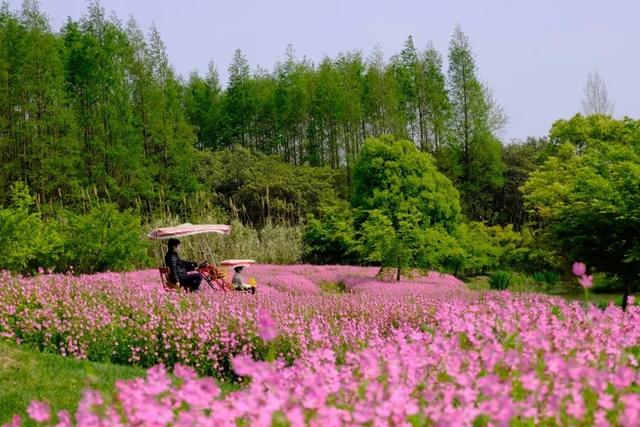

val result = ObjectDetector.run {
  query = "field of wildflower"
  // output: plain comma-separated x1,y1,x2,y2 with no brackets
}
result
2,264,640,426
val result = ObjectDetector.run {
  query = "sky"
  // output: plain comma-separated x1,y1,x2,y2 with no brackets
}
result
7,0,639,142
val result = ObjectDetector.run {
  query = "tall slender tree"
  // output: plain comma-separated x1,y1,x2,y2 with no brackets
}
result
224,49,254,148
335,51,365,182
390,36,419,142
273,45,311,164
447,25,503,220
184,61,224,150
362,46,402,139
421,42,450,154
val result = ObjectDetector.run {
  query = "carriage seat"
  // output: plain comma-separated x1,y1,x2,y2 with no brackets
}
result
159,267,177,291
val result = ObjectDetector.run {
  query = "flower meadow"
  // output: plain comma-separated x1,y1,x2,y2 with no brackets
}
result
2,265,640,426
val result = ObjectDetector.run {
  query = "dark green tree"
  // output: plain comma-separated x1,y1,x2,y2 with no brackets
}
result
446,25,503,220
494,137,551,229
0,1,82,205
61,3,152,206
224,49,254,148
273,45,312,164
184,62,224,150
302,201,359,265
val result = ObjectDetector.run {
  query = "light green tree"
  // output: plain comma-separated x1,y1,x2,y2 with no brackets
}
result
420,43,451,154
523,127,640,309
352,135,461,279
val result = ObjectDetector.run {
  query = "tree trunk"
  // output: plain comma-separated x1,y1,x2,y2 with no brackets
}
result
396,266,401,281
622,276,631,311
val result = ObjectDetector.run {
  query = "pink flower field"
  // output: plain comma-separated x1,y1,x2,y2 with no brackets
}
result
1,265,640,426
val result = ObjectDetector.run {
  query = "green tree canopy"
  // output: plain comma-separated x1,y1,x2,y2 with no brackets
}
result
523,130,640,309
352,135,461,278
549,114,640,152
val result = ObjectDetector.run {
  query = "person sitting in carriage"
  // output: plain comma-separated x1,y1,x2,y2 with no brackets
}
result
165,238,203,292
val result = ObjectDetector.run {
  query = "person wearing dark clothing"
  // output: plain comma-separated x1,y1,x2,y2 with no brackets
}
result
164,238,202,292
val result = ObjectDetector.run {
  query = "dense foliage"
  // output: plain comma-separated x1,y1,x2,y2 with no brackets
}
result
0,2,506,222
304,137,528,278
352,136,460,277
200,147,340,225
0,183,62,273
0,182,150,274
523,116,640,308
0,184,305,274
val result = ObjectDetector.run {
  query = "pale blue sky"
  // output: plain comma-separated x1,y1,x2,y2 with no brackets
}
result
8,0,640,142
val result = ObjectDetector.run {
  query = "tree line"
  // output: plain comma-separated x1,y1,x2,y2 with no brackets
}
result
0,1,512,223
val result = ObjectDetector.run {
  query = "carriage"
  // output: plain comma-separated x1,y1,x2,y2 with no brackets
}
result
148,223,255,292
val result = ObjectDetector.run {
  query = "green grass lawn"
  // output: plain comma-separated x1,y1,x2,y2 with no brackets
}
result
0,340,243,425
0,341,145,424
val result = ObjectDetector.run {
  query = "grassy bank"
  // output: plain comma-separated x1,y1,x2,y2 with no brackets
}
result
0,340,244,425
0,341,145,424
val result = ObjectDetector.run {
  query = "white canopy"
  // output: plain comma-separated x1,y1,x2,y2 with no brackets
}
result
147,223,232,240
220,259,256,269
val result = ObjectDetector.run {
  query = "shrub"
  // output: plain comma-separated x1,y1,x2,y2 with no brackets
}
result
592,273,624,293
302,203,359,265
60,203,151,273
532,270,560,286
494,226,564,275
452,222,523,276
489,271,512,290
421,227,466,275
0,182,63,274
202,147,340,225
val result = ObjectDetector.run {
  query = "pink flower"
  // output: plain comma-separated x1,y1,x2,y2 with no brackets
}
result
578,275,594,289
232,354,255,377
4,415,21,427
56,410,72,427
258,309,277,341
27,400,51,422
572,262,587,277
37,267,45,275
173,364,197,381
621,394,640,427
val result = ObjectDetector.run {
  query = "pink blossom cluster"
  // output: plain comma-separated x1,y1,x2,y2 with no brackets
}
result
7,293,640,426
572,262,594,288
2,265,640,426
0,265,465,376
